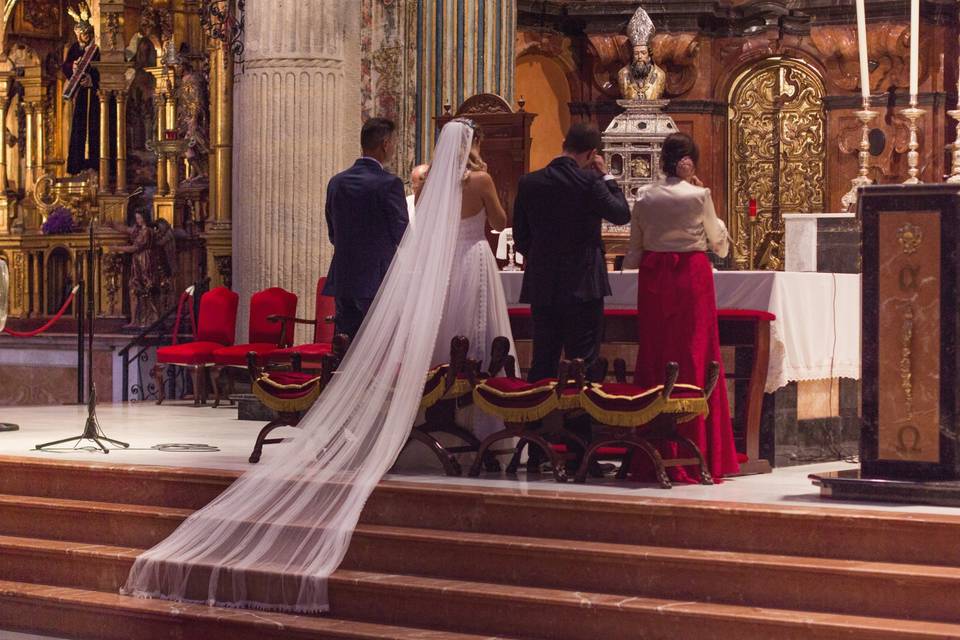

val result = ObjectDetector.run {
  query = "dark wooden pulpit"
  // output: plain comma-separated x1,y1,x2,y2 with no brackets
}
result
436,94,536,253
813,184,960,505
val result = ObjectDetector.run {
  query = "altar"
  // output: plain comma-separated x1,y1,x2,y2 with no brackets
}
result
500,270,861,393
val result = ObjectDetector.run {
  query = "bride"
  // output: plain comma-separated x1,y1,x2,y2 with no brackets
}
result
123,119,511,613
430,121,514,439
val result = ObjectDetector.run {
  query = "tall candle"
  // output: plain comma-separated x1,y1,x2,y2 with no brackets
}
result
855,0,870,101
909,0,919,98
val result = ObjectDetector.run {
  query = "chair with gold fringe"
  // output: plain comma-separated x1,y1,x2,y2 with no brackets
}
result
576,360,719,488
245,334,350,463
469,354,589,483
407,336,508,476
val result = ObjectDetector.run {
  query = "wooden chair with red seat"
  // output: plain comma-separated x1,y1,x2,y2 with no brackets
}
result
210,287,298,407
470,354,589,483
246,334,350,463
576,361,720,488
152,286,239,406
267,277,336,369
407,336,507,476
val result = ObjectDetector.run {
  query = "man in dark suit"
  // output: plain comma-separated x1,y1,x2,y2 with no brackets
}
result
322,118,409,341
513,123,630,382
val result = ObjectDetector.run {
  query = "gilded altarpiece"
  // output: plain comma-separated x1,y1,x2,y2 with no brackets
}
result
728,58,825,270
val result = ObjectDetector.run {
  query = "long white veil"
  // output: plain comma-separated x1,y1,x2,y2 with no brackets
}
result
122,121,474,613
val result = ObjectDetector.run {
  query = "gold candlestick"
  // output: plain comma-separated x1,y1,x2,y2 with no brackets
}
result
841,100,878,211
900,100,925,184
947,107,960,183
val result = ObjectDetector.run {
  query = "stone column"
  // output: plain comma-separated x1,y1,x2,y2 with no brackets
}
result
415,0,517,161
233,0,361,342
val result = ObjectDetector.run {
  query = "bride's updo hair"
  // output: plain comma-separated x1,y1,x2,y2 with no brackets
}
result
453,118,487,172
661,132,698,177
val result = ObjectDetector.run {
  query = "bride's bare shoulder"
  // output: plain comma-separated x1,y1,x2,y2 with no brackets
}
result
464,170,493,189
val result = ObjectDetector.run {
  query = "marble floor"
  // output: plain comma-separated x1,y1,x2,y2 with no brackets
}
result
1,401,958,517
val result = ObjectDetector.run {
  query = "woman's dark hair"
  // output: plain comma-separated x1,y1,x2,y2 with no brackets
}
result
661,132,699,177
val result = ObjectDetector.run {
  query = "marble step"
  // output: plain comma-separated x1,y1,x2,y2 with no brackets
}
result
0,578,515,640
3,539,960,640
0,455,236,509
0,493,186,547
344,524,960,625
6,521,960,628
8,456,960,569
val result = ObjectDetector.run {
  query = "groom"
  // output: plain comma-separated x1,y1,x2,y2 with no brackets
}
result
323,117,409,341
513,123,630,382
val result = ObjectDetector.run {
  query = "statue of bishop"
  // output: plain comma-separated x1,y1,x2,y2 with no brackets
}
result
617,5,666,101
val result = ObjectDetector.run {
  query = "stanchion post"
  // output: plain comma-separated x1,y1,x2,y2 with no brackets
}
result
76,279,84,405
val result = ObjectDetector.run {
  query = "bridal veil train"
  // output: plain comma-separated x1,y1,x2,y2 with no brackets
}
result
122,121,476,612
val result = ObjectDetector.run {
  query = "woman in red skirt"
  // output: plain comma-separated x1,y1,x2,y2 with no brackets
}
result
622,133,740,482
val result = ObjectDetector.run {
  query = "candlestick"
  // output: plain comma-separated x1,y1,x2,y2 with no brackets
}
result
900,98,925,184
841,99,878,211
855,0,870,100
909,0,919,98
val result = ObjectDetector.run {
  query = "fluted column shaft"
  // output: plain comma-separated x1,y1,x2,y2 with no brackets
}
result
233,0,361,342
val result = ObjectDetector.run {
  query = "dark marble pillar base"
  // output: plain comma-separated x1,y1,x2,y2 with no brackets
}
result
0,423,18,432
811,468,960,508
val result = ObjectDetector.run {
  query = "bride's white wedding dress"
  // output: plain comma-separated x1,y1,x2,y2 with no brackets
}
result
431,208,514,440
122,121,486,614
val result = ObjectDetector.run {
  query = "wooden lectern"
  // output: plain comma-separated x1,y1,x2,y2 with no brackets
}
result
812,184,960,505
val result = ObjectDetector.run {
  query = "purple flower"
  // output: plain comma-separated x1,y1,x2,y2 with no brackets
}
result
41,206,78,235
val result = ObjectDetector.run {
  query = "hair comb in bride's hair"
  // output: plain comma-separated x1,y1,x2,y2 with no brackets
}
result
452,117,478,131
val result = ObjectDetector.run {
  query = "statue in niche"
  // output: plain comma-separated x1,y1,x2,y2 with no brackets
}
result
154,217,178,310
125,33,157,188
617,5,666,101
109,209,160,328
177,50,210,181
62,2,101,175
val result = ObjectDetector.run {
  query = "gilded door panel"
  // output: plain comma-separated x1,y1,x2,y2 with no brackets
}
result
728,58,825,269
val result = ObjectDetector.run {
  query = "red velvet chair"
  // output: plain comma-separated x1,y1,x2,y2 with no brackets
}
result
267,277,336,368
152,286,239,406
211,287,298,406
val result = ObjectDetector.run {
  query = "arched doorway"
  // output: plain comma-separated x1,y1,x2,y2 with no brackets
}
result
727,57,825,270
515,54,571,171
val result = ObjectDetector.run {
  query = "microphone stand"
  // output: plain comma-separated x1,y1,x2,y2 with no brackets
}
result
36,213,128,453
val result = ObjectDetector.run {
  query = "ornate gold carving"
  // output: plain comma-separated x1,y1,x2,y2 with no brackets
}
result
629,155,651,178
897,223,922,255
810,24,915,93
214,254,232,289
899,303,914,421
728,58,824,270
456,93,512,115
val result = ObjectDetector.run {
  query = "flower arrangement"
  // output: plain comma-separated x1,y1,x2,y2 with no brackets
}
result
41,206,78,235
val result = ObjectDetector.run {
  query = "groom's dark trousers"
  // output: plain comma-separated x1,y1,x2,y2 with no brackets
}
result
322,156,408,342
513,156,630,383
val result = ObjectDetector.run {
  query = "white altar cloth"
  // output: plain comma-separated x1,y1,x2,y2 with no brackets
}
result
500,271,861,393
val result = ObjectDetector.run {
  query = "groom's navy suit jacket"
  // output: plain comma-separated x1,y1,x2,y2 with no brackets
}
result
513,157,630,307
322,157,409,300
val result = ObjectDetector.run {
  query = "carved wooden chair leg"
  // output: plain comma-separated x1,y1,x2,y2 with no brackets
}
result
190,367,203,406
152,364,166,405
249,418,299,463
675,434,715,485
524,432,570,483
634,437,672,489
575,438,632,484
469,428,521,477
210,366,223,408
407,428,462,476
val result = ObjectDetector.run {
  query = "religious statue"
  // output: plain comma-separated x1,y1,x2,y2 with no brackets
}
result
110,211,160,328
176,54,210,180
618,5,666,101
154,217,178,310
62,2,101,175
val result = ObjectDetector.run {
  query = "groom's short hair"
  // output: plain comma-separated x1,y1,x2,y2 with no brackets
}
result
562,123,602,154
361,117,396,152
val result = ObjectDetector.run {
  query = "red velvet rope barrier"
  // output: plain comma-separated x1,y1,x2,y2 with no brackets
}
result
2,285,80,338
170,289,199,345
